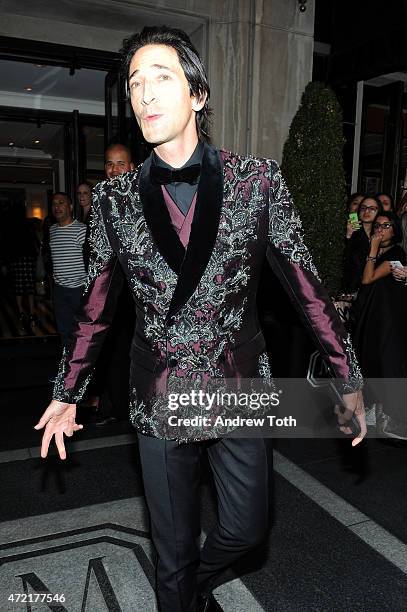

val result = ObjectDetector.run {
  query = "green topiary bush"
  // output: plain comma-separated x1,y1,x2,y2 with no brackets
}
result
281,81,346,296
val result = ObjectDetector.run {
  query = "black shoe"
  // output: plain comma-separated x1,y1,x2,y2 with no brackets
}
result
198,593,223,612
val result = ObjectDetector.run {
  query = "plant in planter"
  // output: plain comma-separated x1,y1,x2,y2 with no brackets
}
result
281,81,346,296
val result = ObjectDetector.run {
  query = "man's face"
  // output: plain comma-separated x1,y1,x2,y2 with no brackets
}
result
105,146,134,179
128,44,205,148
52,194,72,224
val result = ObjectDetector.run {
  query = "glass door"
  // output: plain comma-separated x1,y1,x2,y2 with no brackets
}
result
359,81,404,198
104,69,126,147
105,68,150,165
64,110,86,206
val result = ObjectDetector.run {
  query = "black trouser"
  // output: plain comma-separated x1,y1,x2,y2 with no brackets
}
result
137,435,270,612
53,283,84,346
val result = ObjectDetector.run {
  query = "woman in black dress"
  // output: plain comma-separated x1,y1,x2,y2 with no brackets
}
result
343,196,382,293
352,212,407,438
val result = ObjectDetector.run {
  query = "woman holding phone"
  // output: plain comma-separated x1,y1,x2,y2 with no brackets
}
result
351,211,407,438
342,195,382,293
345,192,364,240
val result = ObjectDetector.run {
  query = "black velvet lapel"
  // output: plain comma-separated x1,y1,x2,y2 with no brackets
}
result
167,144,223,319
139,153,185,274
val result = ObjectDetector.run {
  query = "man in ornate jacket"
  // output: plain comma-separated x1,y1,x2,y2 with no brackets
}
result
35,26,365,612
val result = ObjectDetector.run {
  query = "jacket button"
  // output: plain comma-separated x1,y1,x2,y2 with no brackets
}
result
167,316,176,326
218,316,225,326
168,357,178,368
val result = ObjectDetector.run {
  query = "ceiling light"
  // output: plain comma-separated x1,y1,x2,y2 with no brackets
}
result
34,139,40,144
24,86,33,92
8,141,14,146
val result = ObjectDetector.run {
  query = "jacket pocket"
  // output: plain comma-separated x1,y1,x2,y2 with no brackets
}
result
231,331,266,364
130,341,158,373
224,331,267,377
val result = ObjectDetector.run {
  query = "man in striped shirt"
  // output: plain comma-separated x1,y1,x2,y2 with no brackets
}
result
49,192,87,345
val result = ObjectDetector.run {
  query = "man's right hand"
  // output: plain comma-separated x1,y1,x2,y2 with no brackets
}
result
34,400,82,460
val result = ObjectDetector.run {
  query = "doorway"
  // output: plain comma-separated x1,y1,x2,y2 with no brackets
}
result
0,38,140,339
359,81,404,198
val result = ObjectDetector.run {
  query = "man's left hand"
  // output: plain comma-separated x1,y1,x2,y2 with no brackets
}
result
335,390,367,446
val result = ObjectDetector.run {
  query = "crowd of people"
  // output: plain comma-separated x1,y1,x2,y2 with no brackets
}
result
342,190,407,439
2,143,136,426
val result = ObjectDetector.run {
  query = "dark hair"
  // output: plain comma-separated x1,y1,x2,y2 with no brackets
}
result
52,191,71,204
120,26,211,142
376,192,394,210
358,195,383,221
374,210,403,244
347,192,364,211
348,192,363,202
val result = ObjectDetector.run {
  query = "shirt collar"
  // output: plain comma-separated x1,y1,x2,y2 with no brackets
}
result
153,141,204,171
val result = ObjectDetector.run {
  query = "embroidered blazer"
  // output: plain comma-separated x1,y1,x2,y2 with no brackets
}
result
54,144,362,441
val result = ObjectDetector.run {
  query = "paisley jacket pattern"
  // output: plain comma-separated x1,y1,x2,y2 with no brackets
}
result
54,144,362,441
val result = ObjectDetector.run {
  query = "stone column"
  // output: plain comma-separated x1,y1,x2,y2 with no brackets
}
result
248,0,315,161
194,0,315,160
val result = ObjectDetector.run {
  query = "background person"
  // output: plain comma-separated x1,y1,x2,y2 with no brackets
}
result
377,192,394,212
77,181,93,224
352,211,407,438
49,192,86,346
104,143,135,179
396,195,407,254
343,195,382,293
88,143,136,427
345,192,364,239
78,150,135,420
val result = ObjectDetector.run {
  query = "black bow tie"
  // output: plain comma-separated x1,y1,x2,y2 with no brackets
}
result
150,163,201,185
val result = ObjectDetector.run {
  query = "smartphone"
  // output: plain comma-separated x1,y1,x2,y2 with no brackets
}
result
390,261,403,268
348,212,360,229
